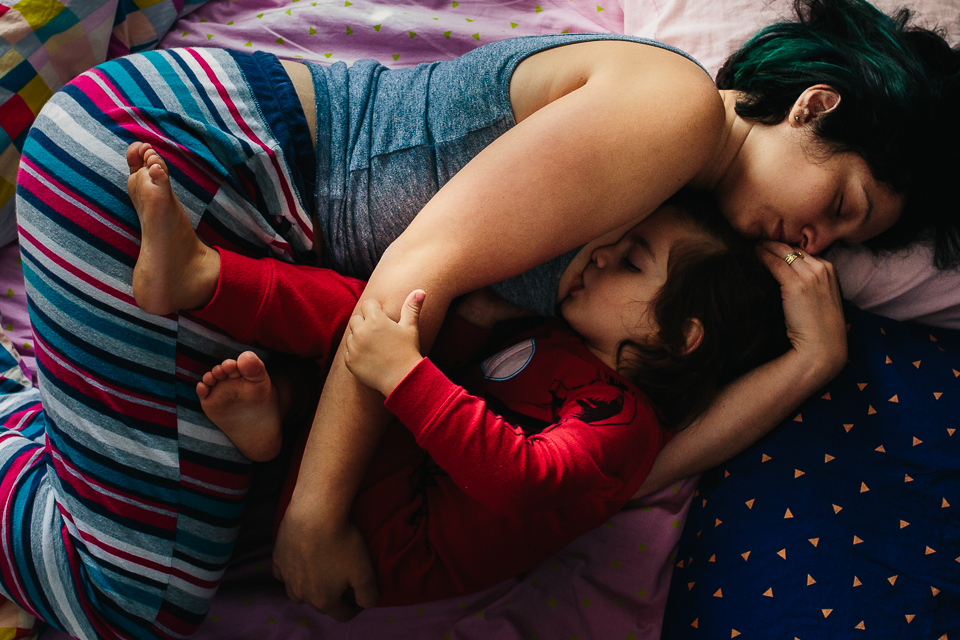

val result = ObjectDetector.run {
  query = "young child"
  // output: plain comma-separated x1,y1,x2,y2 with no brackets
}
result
126,142,788,606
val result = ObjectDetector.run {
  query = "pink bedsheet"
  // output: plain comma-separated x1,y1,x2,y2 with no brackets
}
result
161,0,624,66
195,478,696,640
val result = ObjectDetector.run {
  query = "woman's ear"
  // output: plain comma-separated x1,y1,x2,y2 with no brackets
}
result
789,84,841,126
681,318,704,355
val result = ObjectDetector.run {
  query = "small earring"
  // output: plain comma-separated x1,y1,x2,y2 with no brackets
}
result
794,115,800,122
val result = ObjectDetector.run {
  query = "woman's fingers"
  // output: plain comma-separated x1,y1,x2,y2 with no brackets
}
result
757,242,833,287
755,241,847,376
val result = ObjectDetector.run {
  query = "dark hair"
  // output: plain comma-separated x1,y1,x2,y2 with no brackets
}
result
618,192,791,431
716,0,960,268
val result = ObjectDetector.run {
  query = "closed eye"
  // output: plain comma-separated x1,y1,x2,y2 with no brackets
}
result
622,258,641,273
836,195,844,220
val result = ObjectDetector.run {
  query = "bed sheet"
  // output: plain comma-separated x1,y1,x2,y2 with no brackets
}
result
200,478,696,640
664,308,960,638
161,0,624,66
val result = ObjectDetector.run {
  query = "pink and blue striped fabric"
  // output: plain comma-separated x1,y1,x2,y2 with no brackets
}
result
10,47,315,639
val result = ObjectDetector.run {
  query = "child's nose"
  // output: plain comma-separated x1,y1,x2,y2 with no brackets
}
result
591,244,615,268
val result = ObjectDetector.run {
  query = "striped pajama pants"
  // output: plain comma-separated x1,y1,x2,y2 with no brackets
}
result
10,48,317,639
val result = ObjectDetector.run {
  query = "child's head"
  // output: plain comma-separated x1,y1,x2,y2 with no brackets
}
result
560,190,790,431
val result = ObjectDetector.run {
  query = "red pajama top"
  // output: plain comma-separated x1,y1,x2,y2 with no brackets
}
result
194,248,667,606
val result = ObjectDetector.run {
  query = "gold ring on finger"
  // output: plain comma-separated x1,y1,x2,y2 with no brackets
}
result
784,251,804,266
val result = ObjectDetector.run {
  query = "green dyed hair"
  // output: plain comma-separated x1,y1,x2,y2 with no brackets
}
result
717,0,960,268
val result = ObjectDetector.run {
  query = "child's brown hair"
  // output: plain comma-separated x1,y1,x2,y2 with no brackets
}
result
618,190,791,431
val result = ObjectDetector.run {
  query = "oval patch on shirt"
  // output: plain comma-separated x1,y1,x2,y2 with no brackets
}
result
481,339,536,381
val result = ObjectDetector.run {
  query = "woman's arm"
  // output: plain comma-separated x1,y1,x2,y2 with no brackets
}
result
634,241,848,497
271,46,725,619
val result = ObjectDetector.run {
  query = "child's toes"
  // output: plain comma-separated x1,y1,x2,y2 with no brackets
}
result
196,381,211,398
126,143,145,173
220,359,239,377
202,371,218,387
147,163,168,184
236,351,267,380
210,364,227,381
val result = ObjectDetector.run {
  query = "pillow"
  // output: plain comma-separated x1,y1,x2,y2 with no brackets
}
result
827,243,960,331
0,0,210,246
662,307,960,638
623,0,960,77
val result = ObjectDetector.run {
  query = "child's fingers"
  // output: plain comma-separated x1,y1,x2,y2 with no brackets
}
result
348,313,366,337
359,299,383,320
399,290,425,329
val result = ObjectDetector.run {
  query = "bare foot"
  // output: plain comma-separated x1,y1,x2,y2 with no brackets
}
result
198,351,282,462
126,142,220,315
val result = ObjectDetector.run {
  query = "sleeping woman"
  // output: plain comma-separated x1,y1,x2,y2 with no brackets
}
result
9,0,960,636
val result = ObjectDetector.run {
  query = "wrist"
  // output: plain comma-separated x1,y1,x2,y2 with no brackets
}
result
783,345,844,391
379,355,424,397
286,486,350,530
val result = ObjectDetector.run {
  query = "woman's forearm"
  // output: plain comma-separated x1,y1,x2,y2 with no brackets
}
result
286,347,391,522
270,243,459,618
285,243,457,524
634,348,839,498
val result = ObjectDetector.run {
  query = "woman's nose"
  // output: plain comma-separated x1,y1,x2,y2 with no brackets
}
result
800,224,834,256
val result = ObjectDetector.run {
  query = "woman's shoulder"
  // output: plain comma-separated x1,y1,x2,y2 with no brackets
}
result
511,37,723,134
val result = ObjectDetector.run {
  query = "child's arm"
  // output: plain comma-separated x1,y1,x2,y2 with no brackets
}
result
345,292,660,515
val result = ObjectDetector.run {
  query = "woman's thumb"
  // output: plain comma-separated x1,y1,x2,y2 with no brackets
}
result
399,289,426,328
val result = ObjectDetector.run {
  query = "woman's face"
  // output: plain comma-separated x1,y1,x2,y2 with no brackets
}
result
714,121,904,256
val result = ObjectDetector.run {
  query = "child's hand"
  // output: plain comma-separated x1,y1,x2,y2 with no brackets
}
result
344,290,426,396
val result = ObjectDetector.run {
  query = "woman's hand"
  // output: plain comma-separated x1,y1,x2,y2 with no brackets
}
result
272,506,378,622
756,241,847,381
454,287,537,329
633,242,848,499
344,290,426,396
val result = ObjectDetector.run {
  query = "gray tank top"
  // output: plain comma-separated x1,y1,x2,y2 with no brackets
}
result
307,34,706,316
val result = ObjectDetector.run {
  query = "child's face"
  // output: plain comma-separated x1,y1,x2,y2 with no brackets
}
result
559,206,713,367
